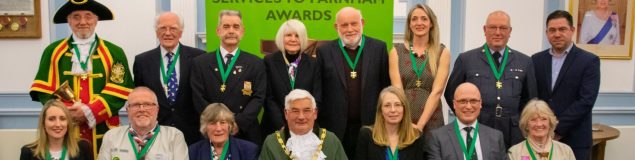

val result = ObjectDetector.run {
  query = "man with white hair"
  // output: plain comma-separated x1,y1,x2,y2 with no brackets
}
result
316,6,390,158
260,89,347,160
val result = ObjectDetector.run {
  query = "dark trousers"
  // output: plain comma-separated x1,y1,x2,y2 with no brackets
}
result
572,146,591,160
343,122,361,159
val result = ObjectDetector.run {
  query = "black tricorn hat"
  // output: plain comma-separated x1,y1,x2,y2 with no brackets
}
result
53,0,114,24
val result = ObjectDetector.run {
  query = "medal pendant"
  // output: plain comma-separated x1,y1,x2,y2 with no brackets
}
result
350,71,357,79
220,84,226,92
496,81,503,89
416,79,422,88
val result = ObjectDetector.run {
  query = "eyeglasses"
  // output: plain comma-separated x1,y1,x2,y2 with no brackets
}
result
485,25,511,32
128,103,157,110
455,99,481,105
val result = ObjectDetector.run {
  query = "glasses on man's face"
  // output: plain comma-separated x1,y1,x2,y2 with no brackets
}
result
486,25,511,33
455,99,481,105
128,103,157,110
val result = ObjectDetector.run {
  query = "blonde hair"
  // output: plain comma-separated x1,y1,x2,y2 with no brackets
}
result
199,103,238,137
27,100,80,159
370,86,420,149
519,99,559,138
275,19,308,55
404,4,441,75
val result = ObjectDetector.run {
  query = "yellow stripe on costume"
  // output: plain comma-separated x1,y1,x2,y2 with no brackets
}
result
102,83,132,100
91,96,112,117
97,39,114,79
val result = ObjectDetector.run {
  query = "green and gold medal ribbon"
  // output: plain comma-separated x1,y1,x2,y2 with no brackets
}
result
408,43,429,80
483,43,509,86
215,49,241,91
159,46,181,86
386,147,399,160
72,40,98,71
128,125,160,160
338,35,366,78
45,146,67,160
454,121,479,160
525,140,553,160
210,140,230,160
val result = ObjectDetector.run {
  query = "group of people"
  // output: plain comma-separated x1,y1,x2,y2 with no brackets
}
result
21,0,601,160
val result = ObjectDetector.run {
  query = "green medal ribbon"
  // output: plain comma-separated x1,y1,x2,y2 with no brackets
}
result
408,44,429,80
386,147,399,160
337,35,366,74
128,125,160,160
45,146,67,160
525,140,554,160
210,141,230,160
483,43,509,83
215,49,241,88
453,121,479,160
72,40,98,71
159,46,181,86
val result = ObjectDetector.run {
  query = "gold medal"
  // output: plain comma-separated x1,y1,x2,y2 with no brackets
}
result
220,84,226,92
496,81,503,89
10,22,19,31
416,79,422,88
0,23,3,31
350,71,357,79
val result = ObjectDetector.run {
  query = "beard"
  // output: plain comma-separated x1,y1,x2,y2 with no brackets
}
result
338,29,363,49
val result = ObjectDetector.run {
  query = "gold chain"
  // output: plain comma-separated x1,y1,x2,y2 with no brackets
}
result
275,128,327,160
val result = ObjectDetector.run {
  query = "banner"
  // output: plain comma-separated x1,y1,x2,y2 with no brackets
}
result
205,0,394,57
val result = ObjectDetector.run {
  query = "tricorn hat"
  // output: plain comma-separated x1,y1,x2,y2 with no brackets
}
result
53,0,113,24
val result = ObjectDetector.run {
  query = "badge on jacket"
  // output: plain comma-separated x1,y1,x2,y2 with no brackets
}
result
242,81,252,96
110,62,125,84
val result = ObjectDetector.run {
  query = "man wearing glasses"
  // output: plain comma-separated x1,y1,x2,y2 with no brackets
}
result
99,87,188,160
444,10,537,149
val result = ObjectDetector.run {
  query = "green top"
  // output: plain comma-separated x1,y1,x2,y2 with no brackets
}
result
259,128,348,160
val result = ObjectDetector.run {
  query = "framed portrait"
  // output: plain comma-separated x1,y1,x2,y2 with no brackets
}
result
570,0,634,59
0,0,41,38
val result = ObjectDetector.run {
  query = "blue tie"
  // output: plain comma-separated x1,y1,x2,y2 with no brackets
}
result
166,52,178,105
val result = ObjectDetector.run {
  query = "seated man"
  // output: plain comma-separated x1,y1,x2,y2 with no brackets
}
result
426,83,508,160
260,89,347,160
98,87,188,160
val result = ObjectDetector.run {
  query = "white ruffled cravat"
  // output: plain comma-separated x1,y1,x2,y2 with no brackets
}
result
287,130,327,160
71,33,96,73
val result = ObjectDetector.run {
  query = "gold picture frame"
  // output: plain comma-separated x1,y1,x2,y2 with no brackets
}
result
0,0,41,38
570,0,634,60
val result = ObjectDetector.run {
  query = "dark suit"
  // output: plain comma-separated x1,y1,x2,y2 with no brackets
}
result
354,127,425,160
188,137,259,160
133,44,204,145
532,44,600,160
20,140,93,160
425,122,508,160
445,46,537,149
262,51,320,135
191,49,266,145
316,36,390,157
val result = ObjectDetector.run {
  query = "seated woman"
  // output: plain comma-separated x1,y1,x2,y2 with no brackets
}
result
355,86,425,160
189,103,259,160
20,100,92,160
508,99,575,160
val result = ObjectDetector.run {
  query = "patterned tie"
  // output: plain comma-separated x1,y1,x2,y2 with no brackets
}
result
493,51,502,68
465,127,478,160
166,52,178,105
224,54,234,69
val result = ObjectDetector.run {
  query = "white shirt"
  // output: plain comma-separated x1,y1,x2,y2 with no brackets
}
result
457,120,483,160
220,45,238,63
160,43,181,93
549,43,573,89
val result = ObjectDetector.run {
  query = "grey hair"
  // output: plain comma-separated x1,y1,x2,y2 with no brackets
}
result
199,103,238,137
217,10,242,26
485,10,511,26
154,12,184,31
275,19,308,55
284,89,316,110
335,7,363,22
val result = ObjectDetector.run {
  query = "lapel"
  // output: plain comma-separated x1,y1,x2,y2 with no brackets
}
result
275,52,292,91
448,123,465,160
552,45,578,92
478,126,491,160
331,41,348,89
208,50,223,92
176,44,189,98
225,50,245,96
148,47,167,98
360,38,370,91
543,52,554,94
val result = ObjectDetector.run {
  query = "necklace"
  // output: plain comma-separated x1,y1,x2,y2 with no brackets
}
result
275,128,326,160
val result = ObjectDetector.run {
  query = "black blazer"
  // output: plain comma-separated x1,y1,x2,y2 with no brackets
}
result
354,127,425,160
532,45,600,148
133,44,205,145
20,140,93,160
315,36,390,139
262,51,320,135
191,49,266,145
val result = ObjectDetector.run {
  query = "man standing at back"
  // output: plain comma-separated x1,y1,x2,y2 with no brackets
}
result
532,10,600,160
444,10,537,149
133,12,205,145
316,6,390,158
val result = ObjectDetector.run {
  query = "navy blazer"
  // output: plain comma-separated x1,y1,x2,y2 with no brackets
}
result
189,137,259,160
133,44,205,145
532,45,600,148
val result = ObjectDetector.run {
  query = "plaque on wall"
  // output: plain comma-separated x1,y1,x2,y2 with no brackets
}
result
0,0,41,38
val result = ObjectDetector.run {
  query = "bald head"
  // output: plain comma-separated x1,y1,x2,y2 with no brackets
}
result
128,86,158,105
485,10,511,26
453,82,482,124
454,82,481,99
336,7,363,22
334,7,364,49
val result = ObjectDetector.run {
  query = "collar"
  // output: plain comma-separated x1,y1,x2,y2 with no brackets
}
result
457,120,478,131
549,43,573,57
340,36,363,50
220,45,238,58
289,129,313,138
72,33,96,45
487,45,507,55
160,43,181,57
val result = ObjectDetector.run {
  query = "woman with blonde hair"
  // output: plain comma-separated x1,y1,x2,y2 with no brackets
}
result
20,100,92,160
508,99,575,160
354,86,425,159
388,3,451,134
